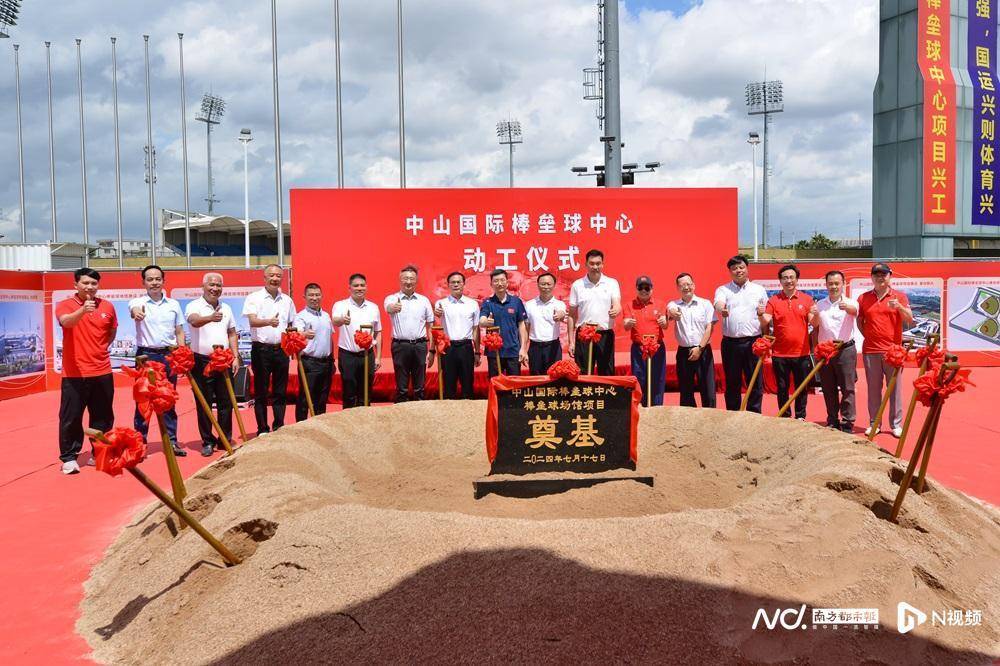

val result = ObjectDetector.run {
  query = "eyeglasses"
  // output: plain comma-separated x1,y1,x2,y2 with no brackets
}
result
637,286,651,291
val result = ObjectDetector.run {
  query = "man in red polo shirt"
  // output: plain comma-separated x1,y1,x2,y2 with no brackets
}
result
857,262,913,437
760,264,814,419
623,275,668,405
55,267,118,475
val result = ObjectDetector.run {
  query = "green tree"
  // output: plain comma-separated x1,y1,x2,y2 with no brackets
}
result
794,233,839,250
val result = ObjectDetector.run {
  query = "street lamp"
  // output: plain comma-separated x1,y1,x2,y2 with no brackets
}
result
747,131,761,260
196,93,226,214
745,79,783,248
238,128,253,268
497,120,523,187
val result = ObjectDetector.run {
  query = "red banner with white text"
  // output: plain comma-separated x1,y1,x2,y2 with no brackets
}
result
919,0,957,225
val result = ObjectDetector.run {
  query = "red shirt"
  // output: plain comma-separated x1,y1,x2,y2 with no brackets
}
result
56,296,117,378
857,288,910,353
765,291,813,357
622,297,664,343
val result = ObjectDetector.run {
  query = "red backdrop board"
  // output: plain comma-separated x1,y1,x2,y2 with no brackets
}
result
290,187,738,356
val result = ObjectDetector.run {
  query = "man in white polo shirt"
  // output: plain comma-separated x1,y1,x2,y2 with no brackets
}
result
332,273,382,408
243,264,296,434
128,264,186,454
714,255,768,412
433,271,481,398
525,272,570,374
568,249,621,375
384,265,434,401
293,282,335,421
810,269,859,432
669,272,717,408
185,272,240,456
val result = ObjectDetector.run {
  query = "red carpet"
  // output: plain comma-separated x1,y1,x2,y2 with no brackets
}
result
1,369,997,664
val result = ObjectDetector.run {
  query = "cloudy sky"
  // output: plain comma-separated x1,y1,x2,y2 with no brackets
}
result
0,0,876,248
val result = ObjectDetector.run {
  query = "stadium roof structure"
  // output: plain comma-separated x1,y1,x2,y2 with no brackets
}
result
160,209,289,235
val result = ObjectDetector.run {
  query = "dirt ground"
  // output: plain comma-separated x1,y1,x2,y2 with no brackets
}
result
79,402,1000,664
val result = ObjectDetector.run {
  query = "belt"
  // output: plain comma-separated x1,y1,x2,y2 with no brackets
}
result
723,335,760,342
252,341,282,349
530,339,561,346
301,353,331,360
338,348,373,357
450,339,473,345
137,345,169,353
392,337,427,344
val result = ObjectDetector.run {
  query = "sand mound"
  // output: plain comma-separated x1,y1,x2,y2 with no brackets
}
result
80,403,1000,664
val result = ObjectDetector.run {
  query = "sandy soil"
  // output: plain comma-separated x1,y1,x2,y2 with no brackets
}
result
79,403,1000,664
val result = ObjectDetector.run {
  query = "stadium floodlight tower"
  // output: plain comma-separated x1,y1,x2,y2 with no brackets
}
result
196,93,226,214
745,79,782,248
0,1,21,38
496,120,522,188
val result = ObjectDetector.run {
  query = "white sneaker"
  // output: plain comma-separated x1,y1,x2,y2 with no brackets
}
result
86,456,96,466
891,427,903,438
865,425,880,437
61,461,80,475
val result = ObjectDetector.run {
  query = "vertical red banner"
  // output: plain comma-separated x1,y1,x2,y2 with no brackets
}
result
918,0,957,225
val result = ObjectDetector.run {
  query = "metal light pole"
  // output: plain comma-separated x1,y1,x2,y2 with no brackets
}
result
75,39,90,265
334,0,344,187
13,43,26,242
602,0,622,187
143,35,157,262
45,41,57,241
178,33,192,266
496,120,522,187
195,93,225,214
270,0,285,265
238,129,253,268
746,79,783,248
111,37,124,268
748,131,760,261
396,0,406,188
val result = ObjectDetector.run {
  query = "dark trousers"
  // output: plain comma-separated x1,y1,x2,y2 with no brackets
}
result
820,343,857,429
339,348,375,408
296,354,334,421
528,339,562,375
629,341,666,406
772,355,813,419
192,353,233,448
486,353,521,378
133,347,178,443
721,335,762,413
575,329,616,375
251,342,289,432
391,339,428,401
442,340,475,399
676,346,717,408
59,374,114,462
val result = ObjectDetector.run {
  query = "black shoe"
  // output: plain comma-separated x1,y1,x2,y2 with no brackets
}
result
201,444,214,457
172,446,188,457
840,424,854,433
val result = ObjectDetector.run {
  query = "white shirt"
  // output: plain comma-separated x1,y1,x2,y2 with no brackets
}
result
525,296,566,342
242,288,296,344
293,307,334,358
128,294,184,348
332,298,381,352
670,296,717,348
383,291,434,341
185,297,236,356
569,274,621,330
816,296,858,343
435,294,479,341
713,280,768,338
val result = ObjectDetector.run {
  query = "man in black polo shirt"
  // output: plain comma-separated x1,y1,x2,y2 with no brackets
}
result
478,269,528,377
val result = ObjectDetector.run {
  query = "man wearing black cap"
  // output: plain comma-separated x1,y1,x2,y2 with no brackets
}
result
622,275,668,405
857,262,913,437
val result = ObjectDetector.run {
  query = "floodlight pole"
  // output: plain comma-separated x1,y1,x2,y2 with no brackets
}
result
334,0,344,188
270,0,285,266
75,39,90,266
111,37,124,269
748,132,760,261
238,131,253,268
762,109,770,249
602,0,622,187
178,33,192,266
13,43,26,242
45,41,57,241
396,0,406,188
143,35,157,262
